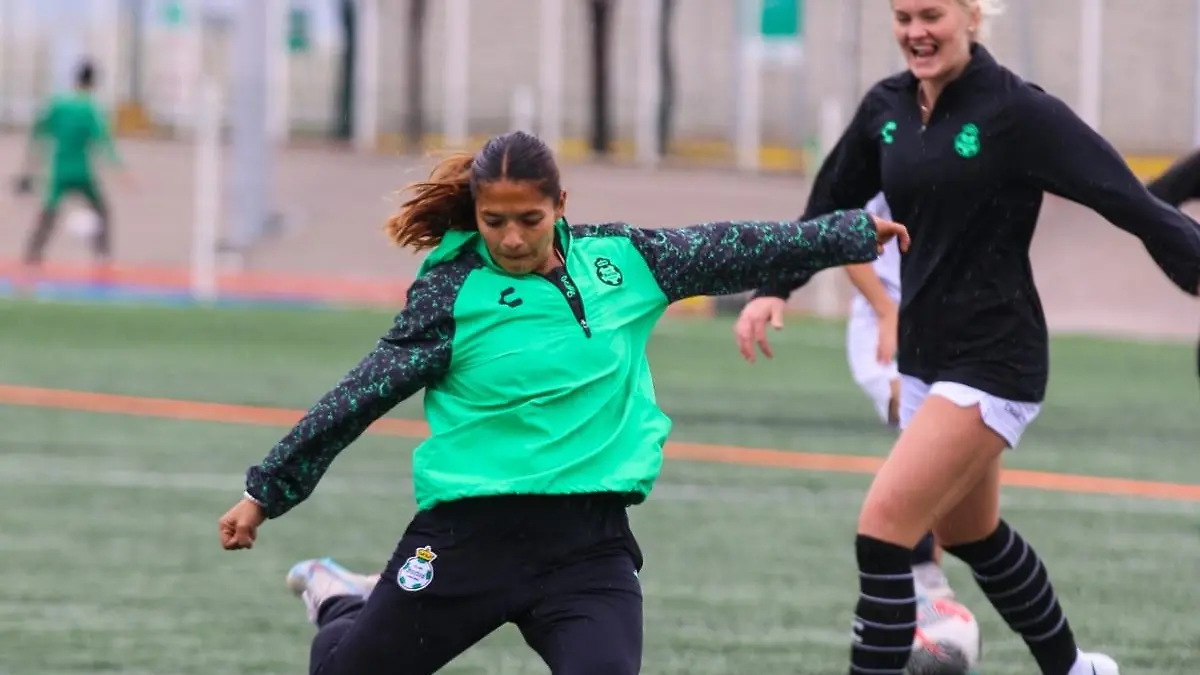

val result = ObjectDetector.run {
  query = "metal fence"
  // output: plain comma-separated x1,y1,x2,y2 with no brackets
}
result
2,0,1200,167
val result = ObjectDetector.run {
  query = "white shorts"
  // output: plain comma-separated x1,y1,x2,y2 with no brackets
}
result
846,306,900,425
898,374,1042,449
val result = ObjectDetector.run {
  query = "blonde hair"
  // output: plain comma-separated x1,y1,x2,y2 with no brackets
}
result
957,0,1005,40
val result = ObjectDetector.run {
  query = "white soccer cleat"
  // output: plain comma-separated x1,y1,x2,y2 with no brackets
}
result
1069,651,1119,675
912,561,955,602
285,557,377,624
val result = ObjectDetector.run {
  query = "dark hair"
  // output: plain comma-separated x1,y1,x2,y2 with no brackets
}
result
385,130,562,250
76,60,96,89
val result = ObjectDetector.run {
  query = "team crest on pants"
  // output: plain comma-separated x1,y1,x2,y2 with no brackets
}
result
396,546,437,592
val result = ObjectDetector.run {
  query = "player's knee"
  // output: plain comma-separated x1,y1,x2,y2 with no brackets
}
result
857,490,910,540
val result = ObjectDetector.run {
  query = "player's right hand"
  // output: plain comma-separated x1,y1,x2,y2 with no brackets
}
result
871,215,910,254
218,497,267,551
734,296,787,363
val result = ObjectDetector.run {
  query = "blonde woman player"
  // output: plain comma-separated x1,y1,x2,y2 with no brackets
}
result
734,192,955,605
742,0,1200,671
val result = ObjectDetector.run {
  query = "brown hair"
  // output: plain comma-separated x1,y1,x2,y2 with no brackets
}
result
385,130,562,251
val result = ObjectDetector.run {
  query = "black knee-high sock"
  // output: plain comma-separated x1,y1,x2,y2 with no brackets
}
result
944,520,1079,675
911,531,937,566
848,534,917,674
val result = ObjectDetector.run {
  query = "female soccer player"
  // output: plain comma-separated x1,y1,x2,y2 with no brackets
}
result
751,1,1200,674
216,129,908,675
733,192,956,603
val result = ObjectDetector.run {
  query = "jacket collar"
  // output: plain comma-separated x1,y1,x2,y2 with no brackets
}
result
899,41,999,97
418,217,571,277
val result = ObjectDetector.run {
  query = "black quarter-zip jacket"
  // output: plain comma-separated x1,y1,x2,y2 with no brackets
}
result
758,44,1200,402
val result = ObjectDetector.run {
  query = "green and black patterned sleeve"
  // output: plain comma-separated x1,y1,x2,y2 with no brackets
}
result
243,263,469,519
592,210,879,303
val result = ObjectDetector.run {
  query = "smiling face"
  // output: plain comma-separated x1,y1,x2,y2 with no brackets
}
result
475,179,567,275
891,0,979,84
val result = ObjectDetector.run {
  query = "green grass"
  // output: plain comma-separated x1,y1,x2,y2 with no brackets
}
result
0,298,1197,674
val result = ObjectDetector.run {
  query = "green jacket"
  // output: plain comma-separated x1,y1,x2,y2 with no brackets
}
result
245,212,878,516
31,93,121,183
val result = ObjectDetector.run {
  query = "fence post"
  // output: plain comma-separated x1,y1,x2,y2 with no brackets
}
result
538,0,564,153
443,0,470,149
1078,0,1104,130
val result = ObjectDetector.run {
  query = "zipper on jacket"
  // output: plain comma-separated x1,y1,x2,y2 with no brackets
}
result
541,266,592,338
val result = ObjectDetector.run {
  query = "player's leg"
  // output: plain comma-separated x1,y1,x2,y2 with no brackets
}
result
845,306,900,427
849,377,1073,674
927,385,1118,675
844,374,942,674
516,549,643,675
286,558,378,672
79,180,112,265
911,532,954,601
846,318,953,601
23,182,65,267
294,540,508,675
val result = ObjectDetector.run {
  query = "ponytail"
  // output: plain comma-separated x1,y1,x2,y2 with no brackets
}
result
385,130,562,250
385,152,477,250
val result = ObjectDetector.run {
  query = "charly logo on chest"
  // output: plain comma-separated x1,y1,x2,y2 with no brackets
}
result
880,120,897,144
497,286,523,308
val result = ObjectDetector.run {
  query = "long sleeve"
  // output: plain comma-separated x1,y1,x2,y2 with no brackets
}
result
619,209,879,304
244,273,458,518
1145,148,1200,208
757,91,886,300
1011,87,1200,296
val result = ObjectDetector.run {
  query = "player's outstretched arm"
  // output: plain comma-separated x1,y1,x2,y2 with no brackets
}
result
1011,86,1200,296
756,90,887,301
614,212,902,304
241,273,457,521
1145,147,1200,208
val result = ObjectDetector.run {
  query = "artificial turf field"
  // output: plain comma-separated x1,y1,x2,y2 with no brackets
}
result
1,298,1197,674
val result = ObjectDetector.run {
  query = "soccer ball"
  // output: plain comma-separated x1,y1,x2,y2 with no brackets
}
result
65,208,101,239
906,597,982,674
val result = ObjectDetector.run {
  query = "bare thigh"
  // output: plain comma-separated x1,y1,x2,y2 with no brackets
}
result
858,395,1008,545
933,455,1002,546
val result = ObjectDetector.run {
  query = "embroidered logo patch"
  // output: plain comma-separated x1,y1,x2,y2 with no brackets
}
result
396,546,437,592
954,123,980,158
594,258,623,286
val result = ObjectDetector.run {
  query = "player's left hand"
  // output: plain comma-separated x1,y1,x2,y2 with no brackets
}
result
734,296,787,363
218,497,267,550
871,215,910,254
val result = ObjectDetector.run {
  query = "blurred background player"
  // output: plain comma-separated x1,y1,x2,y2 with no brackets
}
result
733,192,954,604
17,59,130,277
